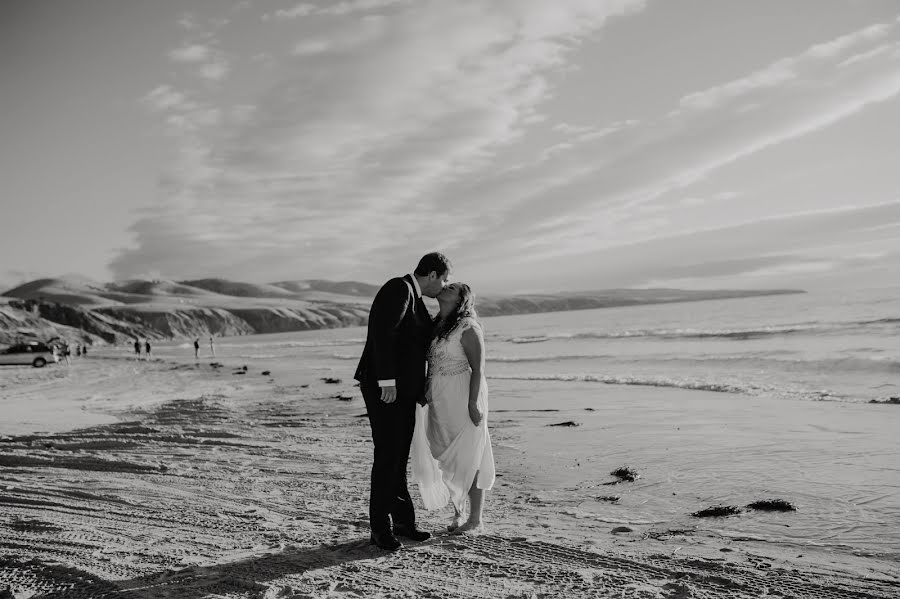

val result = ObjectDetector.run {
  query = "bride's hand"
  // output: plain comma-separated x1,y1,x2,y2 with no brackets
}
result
468,400,483,426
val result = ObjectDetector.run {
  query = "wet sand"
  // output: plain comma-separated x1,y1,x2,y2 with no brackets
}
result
1,353,898,598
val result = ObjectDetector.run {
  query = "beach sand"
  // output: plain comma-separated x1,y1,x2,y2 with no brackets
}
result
1,352,898,598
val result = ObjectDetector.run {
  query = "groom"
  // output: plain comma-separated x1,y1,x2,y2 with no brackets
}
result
355,252,452,550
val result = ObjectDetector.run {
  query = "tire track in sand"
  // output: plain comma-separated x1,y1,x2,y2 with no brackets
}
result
1,367,897,598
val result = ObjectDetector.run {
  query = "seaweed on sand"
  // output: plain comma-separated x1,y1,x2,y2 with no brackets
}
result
609,466,639,482
746,499,796,512
691,505,742,518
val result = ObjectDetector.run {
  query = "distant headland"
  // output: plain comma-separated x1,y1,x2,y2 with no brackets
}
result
0,276,804,345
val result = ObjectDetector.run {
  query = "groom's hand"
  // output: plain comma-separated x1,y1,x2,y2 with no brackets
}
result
381,385,397,404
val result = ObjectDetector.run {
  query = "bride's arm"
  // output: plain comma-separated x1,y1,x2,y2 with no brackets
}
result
461,323,485,425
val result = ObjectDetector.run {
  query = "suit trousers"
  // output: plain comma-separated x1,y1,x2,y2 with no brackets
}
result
361,383,417,533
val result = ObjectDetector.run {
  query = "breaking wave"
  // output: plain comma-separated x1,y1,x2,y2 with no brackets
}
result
486,373,852,402
505,318,899,344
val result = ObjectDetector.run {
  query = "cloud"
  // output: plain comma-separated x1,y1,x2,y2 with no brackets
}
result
292,15,387,55
465,18,900,261
118,0,649,282
177,13,198,30
319,0,412,16
141,85,194,112
509,201,900,290
199,59,230,81
124,6,900,291
677,22,893,113
168,44,211,62
263,0,413,21
262,3,315,21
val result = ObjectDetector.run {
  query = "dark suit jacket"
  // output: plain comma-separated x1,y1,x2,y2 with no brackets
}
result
355,275,433,402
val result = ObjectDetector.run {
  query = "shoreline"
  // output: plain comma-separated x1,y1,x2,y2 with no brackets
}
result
1,355,898,597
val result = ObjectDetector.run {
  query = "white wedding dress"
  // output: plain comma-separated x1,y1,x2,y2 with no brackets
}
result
411,317,495,513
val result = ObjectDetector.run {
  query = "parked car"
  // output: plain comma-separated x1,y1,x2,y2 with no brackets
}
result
0,342,55,367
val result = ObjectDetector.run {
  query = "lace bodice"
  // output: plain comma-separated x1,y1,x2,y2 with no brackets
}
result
427,317,482,377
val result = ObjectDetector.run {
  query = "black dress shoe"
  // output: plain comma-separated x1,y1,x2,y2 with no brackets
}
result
370,530,402,551
393,523,431,542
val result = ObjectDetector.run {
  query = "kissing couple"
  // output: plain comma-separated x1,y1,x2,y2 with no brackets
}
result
354,252,495,551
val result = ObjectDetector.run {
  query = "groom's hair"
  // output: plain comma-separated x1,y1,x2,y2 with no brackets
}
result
414,252,452,277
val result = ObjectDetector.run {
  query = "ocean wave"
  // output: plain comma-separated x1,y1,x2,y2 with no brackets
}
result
488,354,613,363
486,353,900,374
488,373,757,395
507,325,819,343
487,373,852,402
504,318,900,343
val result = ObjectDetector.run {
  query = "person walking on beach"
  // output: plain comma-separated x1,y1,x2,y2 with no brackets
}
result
144,340,152,360
134,339,141,360
193,338,200,359
209,336,215,357
411,283,494,534
354,252,452,551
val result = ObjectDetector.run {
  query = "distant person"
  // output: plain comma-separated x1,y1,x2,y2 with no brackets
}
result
62,344,71,366
209,336,215,357
193,338,200,359
52,346,60,364
82,344,87,357
144,340,152,360
134,339,141,359
75,344,82,357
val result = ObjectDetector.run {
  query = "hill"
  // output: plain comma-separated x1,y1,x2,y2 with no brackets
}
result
0,277,804,346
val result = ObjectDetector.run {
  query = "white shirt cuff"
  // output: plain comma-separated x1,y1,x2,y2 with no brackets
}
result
378,379,396,387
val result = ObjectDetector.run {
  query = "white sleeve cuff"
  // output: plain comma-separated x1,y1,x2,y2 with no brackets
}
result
378,379,396,387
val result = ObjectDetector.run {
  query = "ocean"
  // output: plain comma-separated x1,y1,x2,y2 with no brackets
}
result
481,284,900,404
203,284,900,404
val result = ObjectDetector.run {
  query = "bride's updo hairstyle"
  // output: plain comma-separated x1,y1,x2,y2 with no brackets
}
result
434,283,477,341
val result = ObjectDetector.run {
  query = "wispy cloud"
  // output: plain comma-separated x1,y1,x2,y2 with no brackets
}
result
319,0,412,16
481,18,900,259
166,16,231,83
263,0,410,21
123,5,900,290
199,59,230,81
677,22,892,113
262,3,315,21
141,85,194,112
120,1,648,282
168,43,211,63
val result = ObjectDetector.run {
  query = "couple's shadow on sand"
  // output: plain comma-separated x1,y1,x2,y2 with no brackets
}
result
33,536,437,599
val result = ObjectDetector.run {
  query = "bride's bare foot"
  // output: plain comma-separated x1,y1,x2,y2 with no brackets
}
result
451,520,484,535
447,514,464,532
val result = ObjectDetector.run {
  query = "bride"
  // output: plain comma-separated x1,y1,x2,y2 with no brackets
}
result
411,282,495,534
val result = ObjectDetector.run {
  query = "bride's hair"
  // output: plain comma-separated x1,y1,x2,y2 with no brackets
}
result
433,283,477,341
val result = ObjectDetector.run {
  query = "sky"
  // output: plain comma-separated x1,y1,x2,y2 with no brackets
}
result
2,0,900,294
